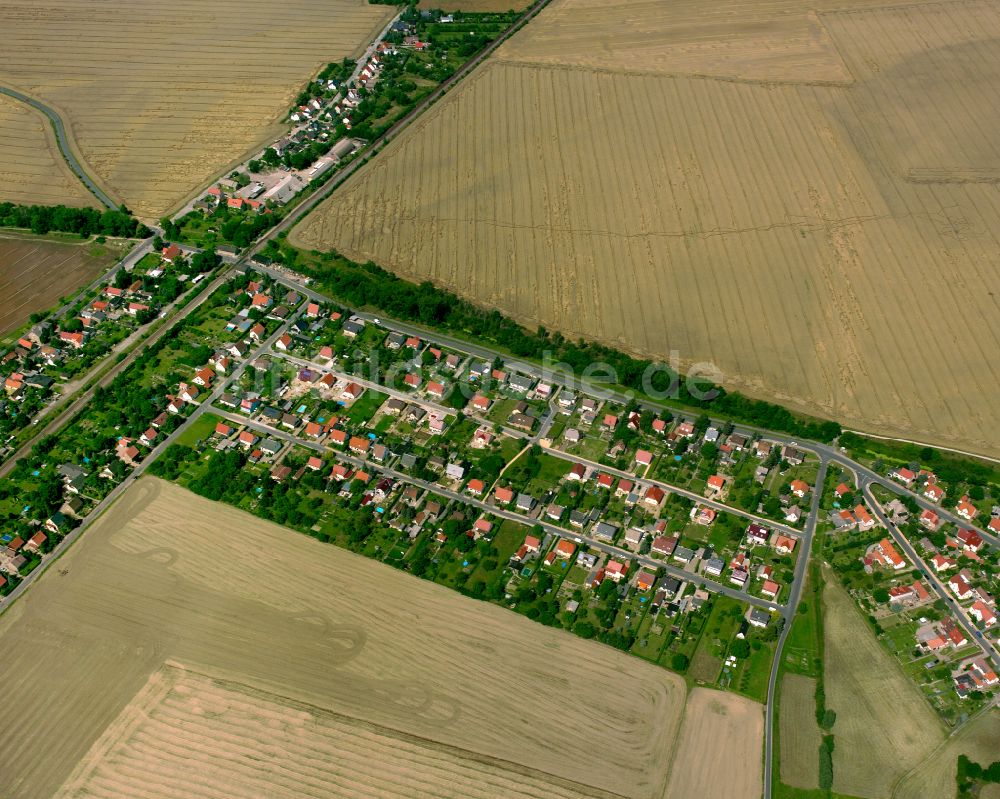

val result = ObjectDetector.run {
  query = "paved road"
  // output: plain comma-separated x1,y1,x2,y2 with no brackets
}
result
0,295,302,612
762,458,827,799
863,484,1000,670
272,349,806,540
208,403,784,613
0,86,117,209
0,264,237,479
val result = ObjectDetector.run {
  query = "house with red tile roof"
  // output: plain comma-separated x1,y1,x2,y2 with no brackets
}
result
931,553,957,573
948,570,974,600
605,560,628,582
466,478,485,496
923,483,946,503
495,486,514,505
956,528,983,553
790,479,810,498
555,539,576,559
773,534,797,554
635,449,653,467
567,463,586,482
854,504,876,531
643,485,665,508
891,467,916,486
970,600,997,628
920,508,941,530
876,538,906,570
956,497,978,521
762,580,780,599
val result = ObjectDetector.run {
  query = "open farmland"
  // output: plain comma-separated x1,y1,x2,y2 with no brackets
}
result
663,688,763,799
0,233,125,336
0,478,689,799
0,94,98,208
778,673,821,790
893,709,1000,799
291,0,1000,458
0,0,393,219
823,569,943,799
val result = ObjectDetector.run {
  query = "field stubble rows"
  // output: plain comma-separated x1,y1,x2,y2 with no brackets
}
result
0,0,393,218
0,478,700,799
291,0,1000,458
0,93,98,208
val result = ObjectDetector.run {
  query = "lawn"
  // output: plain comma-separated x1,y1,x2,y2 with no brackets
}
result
344,389,388,425
175,413,221,447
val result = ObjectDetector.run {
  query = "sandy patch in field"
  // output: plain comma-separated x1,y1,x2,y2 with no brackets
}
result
778,673,821,789
663,688,764,799
291,0,1000,458
823,569,944,798
0,234,125,335
0,94,98,208
0,477,685,798
0,0,392,218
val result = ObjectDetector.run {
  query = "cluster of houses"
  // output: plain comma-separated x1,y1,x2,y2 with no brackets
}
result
508,528,774,628
0,261,172,443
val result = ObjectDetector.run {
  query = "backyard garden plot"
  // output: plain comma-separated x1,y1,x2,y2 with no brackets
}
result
0,0,393,218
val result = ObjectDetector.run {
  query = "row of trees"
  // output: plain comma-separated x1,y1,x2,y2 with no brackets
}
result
0,203,149,238
280,247,843,442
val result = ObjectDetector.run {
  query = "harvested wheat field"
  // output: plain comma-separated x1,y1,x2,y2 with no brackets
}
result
823,569,944,798
0,478,688,799
663,688,763,799
0,233,125,336
778,673,822,790
893,709,1000,799
0,94,97,208
0,0,392,219
292,0,1000,457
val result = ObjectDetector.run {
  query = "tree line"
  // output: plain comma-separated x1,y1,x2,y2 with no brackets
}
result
278,246,843,442
0,203,150,238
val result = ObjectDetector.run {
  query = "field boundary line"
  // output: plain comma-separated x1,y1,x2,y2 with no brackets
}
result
146,657,632,799
0,85,118,209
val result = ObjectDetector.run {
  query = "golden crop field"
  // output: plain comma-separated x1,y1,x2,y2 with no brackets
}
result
663,688,764,799
0,94,98,208
0,0,393,219
778,673,821,790
823,570,944,799
0,478,690,799
0,233,126,336
894,709,1000,799
291,0,1000,458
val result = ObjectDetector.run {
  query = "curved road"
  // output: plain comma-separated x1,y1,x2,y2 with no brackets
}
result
0,86,117,209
